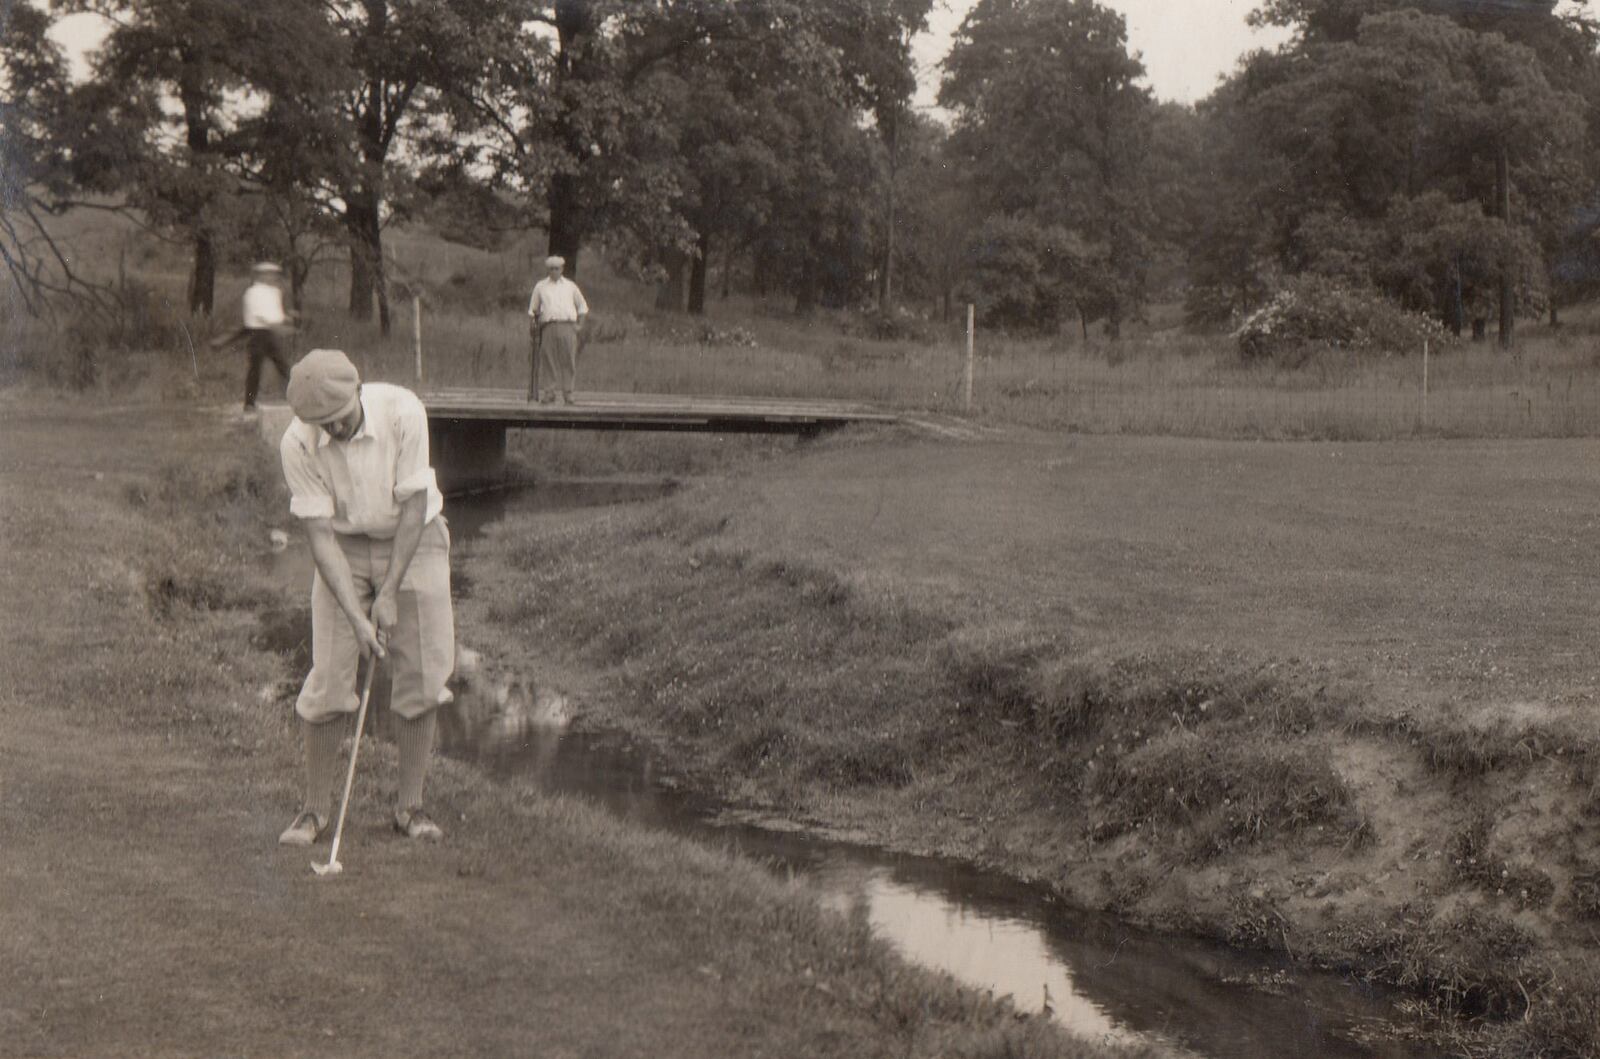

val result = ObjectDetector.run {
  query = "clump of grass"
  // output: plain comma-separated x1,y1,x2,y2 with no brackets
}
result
1340,905,1540,1020
1570,872,1600,920
1446,813,1556,910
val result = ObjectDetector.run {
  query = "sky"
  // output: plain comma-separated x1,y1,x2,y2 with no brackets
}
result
49,1,1600,108
912,0,1600,109
911,0,1290,109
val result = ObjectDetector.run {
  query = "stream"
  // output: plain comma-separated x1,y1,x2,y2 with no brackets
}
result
266,481,1445,1059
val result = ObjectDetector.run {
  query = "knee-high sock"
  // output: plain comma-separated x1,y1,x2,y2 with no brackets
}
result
396,709,438,813
303,717,347,825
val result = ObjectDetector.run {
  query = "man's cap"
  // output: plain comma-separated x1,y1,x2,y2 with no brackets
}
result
287,349,361,425
545,255,565,268
252,261,282,274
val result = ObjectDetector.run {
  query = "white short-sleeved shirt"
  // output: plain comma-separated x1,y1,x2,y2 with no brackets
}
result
527,276,589,322
242,281,287,329
279,382,444,538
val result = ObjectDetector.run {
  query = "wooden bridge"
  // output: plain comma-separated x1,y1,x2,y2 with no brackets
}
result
422,388,897,491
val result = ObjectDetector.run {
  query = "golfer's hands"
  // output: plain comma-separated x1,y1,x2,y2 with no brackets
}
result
353,613,386,660
370,589,398,653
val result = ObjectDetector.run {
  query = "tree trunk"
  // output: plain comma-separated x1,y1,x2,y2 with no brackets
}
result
794,272,817,314
188,233,216,316
1496,145,1514,350
1550,302,1560,328
290,260,308,314
1472,317,1487,341
180,78,216,316
349,244,374,322
654,249,688,311
880,108,898,312
345,189,391,333
688,231,710,316
547,174,583,277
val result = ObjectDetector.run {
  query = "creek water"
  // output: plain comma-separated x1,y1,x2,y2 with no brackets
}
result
266,482,1445,1059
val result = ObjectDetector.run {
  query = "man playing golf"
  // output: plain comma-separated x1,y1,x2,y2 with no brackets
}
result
277,348,453,846
211,262,294,414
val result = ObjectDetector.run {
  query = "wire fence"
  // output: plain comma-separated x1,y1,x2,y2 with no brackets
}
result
292,291,1600,442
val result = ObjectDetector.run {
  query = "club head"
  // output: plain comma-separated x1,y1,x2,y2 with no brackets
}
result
311,859,343,877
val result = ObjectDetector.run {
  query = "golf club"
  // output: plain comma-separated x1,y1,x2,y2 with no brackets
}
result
312,652,379,878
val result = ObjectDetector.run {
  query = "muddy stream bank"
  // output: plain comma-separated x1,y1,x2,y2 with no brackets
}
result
264,481,1445,1059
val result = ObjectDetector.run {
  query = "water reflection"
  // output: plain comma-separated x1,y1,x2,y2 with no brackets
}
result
261,480,1444,1059
444,667,1439,1059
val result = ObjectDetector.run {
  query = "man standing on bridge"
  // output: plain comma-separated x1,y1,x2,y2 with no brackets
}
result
276,348,454,847
527,254,589,405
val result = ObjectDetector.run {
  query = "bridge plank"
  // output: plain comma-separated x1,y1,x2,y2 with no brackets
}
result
416,389,897,433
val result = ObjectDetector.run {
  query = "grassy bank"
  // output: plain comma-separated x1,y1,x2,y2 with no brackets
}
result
461,429,1600,1058
0,400,1165,1059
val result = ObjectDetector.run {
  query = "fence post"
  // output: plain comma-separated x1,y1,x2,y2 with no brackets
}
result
964,303,975,413
1421,338,1429,428
413,294,424,387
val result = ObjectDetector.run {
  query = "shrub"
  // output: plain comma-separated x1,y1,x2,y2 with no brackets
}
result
652,320,760,348
843,311,936,345
1234,276,1446,362
965,215,1086,334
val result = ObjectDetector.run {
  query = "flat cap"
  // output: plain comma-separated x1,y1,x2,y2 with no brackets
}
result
252,261,282,274
287,348,361,424
544,255,565,268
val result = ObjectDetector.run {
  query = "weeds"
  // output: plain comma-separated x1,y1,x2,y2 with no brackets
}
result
1446,813,1556,910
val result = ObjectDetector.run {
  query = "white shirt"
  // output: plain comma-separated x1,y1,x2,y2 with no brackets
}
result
527,276,589,322
242,281,287,329
279,383,444,538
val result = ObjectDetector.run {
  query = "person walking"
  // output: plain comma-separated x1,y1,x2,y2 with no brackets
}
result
212,262,294,414
276,348,454,846
526,255,589,405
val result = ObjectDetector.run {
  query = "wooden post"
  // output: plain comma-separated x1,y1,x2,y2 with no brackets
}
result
412,294,423,386
964,303,975,413
1421,338,1430,428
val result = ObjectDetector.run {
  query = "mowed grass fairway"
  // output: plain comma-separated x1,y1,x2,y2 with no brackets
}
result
717,430,1600,718
469,425,1600,1056
0,401,1160,1059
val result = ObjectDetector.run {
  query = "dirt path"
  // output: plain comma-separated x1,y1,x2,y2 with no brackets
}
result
0,401,1126,1059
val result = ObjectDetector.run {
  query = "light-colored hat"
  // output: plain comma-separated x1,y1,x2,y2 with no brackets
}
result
544,255,565,268
287,348,361,424
252,261,282,274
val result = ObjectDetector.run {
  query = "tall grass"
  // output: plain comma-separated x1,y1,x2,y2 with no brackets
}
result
10,212,1600,440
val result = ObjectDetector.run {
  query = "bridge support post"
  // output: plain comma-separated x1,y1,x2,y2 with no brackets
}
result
429,420,507,494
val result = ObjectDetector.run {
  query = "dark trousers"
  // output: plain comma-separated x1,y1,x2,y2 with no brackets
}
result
244,329,290,409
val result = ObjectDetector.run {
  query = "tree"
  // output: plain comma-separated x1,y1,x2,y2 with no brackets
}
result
939,0,1156,335
1196,8,1587,342
0,3,108,315
1244,0,1598,345
311,0,521,332
61,0,259,315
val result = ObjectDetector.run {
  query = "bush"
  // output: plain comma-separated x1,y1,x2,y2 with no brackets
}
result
966,216,1085,334
1234,276,1446,362
437,259,529,313
843,311,936,345
651,320,760,348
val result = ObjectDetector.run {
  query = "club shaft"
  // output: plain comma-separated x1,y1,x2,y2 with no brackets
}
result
322,659,377,868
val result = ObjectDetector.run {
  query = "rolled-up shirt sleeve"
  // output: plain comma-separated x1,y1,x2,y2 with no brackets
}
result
280,429,336,520
392,392,437,501
574,285,589,315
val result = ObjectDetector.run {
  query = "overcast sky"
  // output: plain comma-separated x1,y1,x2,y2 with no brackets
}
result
913,0,1600,109
50,1,1600,109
